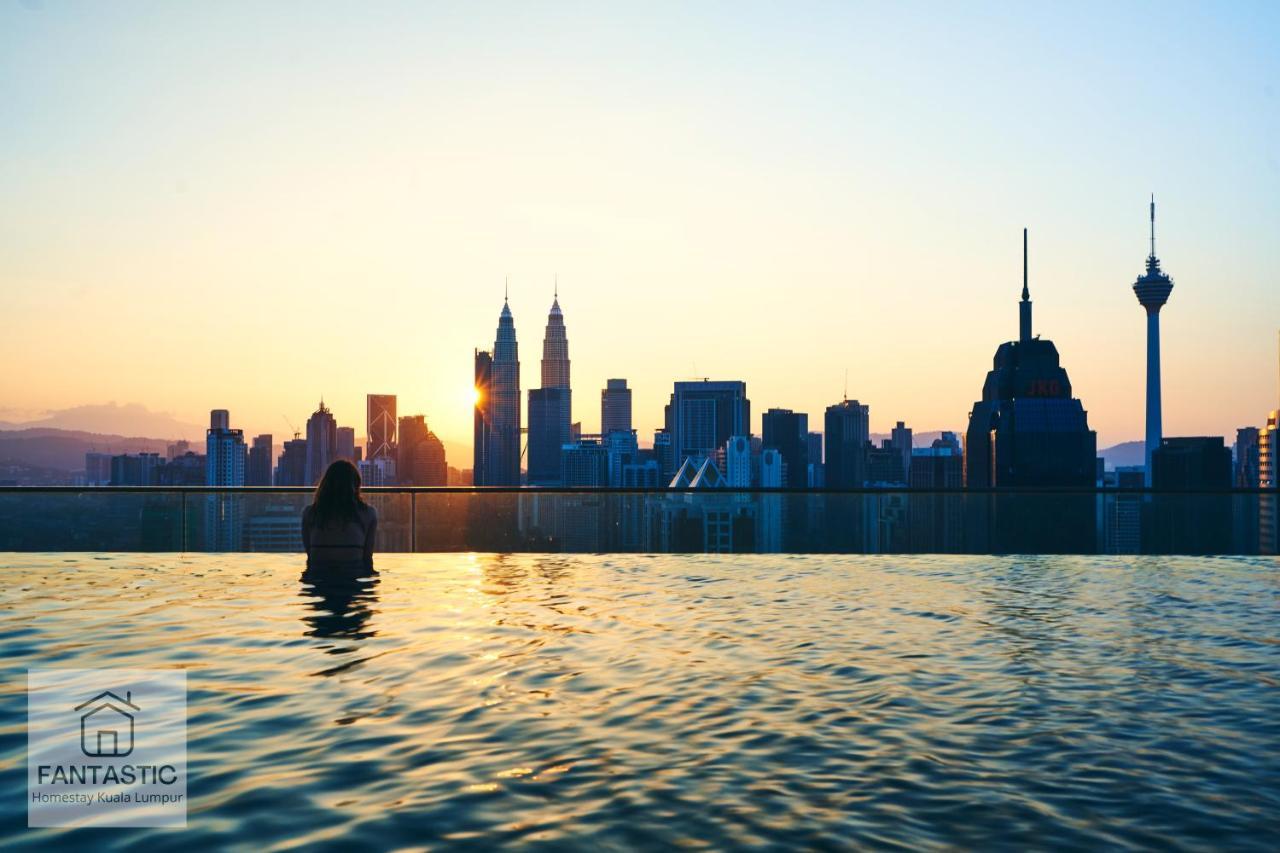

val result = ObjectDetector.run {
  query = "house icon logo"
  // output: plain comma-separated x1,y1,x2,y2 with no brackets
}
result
74,690,139,757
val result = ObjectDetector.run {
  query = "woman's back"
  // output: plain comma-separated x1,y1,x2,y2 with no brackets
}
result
303,503,377,570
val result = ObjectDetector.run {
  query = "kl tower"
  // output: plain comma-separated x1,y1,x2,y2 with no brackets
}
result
1133,196,1174,486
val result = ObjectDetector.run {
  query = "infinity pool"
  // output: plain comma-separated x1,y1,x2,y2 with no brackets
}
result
2,553,1277,850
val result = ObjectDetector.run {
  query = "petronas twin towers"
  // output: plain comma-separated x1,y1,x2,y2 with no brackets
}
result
474,286,572,486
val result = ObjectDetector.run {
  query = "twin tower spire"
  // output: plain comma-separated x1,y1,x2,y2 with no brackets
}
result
492,279,571,390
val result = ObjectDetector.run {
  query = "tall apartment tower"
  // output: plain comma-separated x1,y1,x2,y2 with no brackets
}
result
602,378,632,435
205,409,246,551
528,291,572,486
1133,197,1175,485
824,399,869,488
665,380,750,471
366,394,397,461
247,434,273,486
473,349,493,485
475,292,521,486
304,400,338,485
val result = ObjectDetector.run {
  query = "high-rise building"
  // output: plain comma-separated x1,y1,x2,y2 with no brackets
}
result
274,437,308,487
604,429,640,487
666,380,750,471
398,415,447,486
761,408,809,487
806,432,824,488
110,452,163,486
541,289,570,389
867,440,906,485
964,230,1097,551
304,401,337,485
473,349,493,485
528,388,573,486
602,379,632,436
909,445,964,552
366,394,397,461
336,426,356,463
1147,436,1233,553
528,294,572,486
205,409,247,551
157,452,206,486
1260,410,1279,554
85,452,112,486
1235,427,1261,488
474,294,521,486
653,429,675,482
206,410,246,487
1133,198,1175,485
247,434,273,486
725,435,753,487
965,230,1097,488
166,440,190,461
824,399,869,488
890,421,913,483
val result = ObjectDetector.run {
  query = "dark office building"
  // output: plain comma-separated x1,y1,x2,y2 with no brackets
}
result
399,415,447,486
274,438,308,487
110,452,163,486
473,349,493,486
761,408,809,487
157,452,207,486
247,434,273,486
602,379,632,436
528,388,572,486
1144,436,1233,553
824,399,869,488
964,230,1097,552
867,440,906,485
665,380,750,471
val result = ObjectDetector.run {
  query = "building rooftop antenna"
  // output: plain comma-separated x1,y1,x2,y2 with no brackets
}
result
1149,194,1157,258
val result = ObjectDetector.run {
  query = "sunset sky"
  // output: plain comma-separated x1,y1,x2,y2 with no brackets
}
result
2,1,1278,457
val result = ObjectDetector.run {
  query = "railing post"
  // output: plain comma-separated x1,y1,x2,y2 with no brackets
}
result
181,491,188,553
410,491,417,552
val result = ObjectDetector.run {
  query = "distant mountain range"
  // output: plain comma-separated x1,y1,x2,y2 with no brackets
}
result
0,403,205,442
0,428,177,473
1098,440,1146,470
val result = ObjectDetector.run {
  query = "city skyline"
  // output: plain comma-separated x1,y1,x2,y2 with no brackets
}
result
3,3,1279,450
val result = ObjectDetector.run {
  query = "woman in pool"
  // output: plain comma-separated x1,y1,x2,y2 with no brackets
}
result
302,459,378,573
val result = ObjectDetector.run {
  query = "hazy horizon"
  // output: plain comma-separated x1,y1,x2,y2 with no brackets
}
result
3,1,1278,455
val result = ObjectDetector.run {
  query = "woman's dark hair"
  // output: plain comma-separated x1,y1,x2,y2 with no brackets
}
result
311,459,365,529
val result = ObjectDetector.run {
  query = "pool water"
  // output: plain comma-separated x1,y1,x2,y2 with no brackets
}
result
2,553,1278,850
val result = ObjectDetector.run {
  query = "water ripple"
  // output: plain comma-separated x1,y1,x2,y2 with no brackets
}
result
0,553,1277,850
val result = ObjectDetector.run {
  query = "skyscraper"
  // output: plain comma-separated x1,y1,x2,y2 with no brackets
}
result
206,409,246,487
304,400,337,485
541,289,570,389
206,409,246,551
528,292,572,486
274,437,308,486
965,230,1097,488
366,394,397,461
602,378,632,435
761,408,809,487
336,426,356,463
399,414,448,486
473,349,493,485
247,434,273,486
964,229,1097,551
490,295,522,485
1133,197,1175,485
890,421,912,483
666,380,750,471
824,399,869,488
